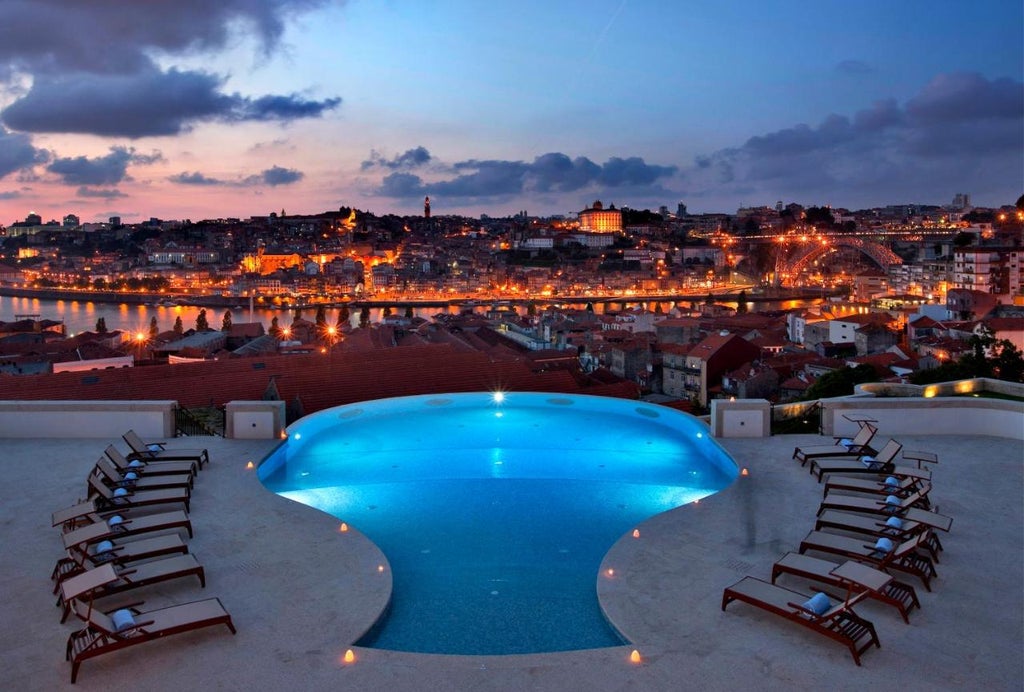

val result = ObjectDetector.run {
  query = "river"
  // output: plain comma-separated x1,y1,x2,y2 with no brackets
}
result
0,294,831,336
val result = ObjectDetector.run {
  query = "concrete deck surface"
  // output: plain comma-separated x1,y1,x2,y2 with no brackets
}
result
1,430,1020,691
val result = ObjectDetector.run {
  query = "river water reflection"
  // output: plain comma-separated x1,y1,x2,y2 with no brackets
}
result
0,294,826,335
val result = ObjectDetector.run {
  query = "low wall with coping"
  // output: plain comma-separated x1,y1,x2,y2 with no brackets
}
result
225,401,287,440
0,400,175,438
821,396,1024,440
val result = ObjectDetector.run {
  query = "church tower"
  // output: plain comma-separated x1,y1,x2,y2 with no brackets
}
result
424,196,431,218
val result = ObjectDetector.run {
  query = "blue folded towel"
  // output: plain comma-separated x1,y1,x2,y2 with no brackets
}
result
123,472,138,481
147,444,162,452
128,460,144,468
874,537,894,553
94,540,114,554
884,476,899,487
885,516,903,529
839,438,854,447
885,494,900,506
111,609,136,632
113,487,129,497
861,455,877,468
108,515,124,526
803,592,831,616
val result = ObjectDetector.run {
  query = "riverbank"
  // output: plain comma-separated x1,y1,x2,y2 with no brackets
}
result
0,285,845,311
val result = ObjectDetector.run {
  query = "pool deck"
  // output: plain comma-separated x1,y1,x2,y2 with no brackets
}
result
2,431,1021,690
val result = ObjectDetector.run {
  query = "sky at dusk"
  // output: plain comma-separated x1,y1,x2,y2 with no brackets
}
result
0,0,1021,224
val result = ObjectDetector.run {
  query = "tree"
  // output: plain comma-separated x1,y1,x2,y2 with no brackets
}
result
221,310,233,332
195,308,209,331
174,316,184,335
736,290,748,314
95,317,107,334
405,305,414,319
803,364,878,400
992,339,1024,382
359,306,370,328
382,305,393,318
149,316,159,340
1016,194,1024,211
314,305,327,330
339,304,350,323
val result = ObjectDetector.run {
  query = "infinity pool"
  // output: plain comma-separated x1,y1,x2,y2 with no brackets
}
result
258,392,737,654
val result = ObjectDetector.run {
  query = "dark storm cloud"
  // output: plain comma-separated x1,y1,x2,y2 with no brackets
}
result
372,152,676,200
1,69,340,138
0,1,341,138
680,72,1024,207
361,147,433,171
0,126,49,178
76,187,127,200
0,1,333,78
47,147,161,186
169,165,303,187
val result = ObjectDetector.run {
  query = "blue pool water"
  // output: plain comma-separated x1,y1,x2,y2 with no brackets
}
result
258,392,737,655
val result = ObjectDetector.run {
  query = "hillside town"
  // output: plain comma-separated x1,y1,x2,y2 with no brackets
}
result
1,195,1022,417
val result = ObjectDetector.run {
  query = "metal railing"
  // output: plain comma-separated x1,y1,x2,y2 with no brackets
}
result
770,400,822,435
173,406,225,437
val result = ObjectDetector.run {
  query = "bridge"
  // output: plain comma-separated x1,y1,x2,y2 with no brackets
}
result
766,236,903,286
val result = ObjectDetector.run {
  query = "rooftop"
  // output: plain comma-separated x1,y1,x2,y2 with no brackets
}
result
4,430,1021,690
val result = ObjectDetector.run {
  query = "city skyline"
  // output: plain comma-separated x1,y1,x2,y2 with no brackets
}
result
0,1,1022,224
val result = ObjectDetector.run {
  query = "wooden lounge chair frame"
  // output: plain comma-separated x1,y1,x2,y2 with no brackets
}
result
123,430,209,469
52,533,189,590
815,509,942,560
61,511,194,551
87,474,191,513
771,551,920,624
798,530,938,591
105,444,197,477
817,485,932,519
57,557,206,622
793,424,878,466
823,473,927,500
66,593,235,683
808,440,921,482
93,457,194,492
722,573,881,665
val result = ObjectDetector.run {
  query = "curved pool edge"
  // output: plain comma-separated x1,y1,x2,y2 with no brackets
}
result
596,469,746,645
252,449,395,648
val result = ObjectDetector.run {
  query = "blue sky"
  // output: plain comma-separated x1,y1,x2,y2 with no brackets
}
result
0,0,1021,223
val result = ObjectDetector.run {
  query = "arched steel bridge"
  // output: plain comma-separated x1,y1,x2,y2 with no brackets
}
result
779,236,902,284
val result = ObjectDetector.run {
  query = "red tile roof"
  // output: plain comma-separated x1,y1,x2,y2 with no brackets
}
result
0,343,639,414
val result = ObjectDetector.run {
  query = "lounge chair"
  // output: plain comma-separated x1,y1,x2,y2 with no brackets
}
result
87,473,191,513
823,473,927,499
722,562,885,665
105,444,197,478
123,430,210,469
57,557,205,622
61,511,194,550
817,486,933,518
52,533,190,588
798,530,937,591
809,440,929,482
771,552,920,624
65,589,235,683
815,509,943,560
792,424,878,466
92,458,194,493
